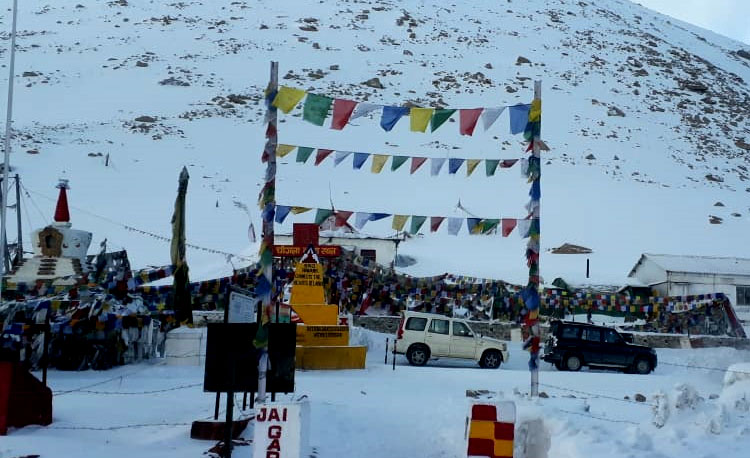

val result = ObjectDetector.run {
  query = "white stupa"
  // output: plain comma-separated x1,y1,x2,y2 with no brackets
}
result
6,179,92,286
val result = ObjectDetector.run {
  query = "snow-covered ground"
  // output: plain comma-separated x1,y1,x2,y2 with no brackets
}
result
1,0,749,287
3,329,750,458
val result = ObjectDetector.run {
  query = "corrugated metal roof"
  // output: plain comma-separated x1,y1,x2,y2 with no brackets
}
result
631,253,750,277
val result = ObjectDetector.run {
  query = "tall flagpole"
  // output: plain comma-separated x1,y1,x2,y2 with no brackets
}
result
0,0,19,303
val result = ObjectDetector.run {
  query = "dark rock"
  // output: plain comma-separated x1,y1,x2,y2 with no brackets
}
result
613,155,619,160
362,77,384,89
22,71,39,77
485,63,493,69
683,80,708,93
732,213,741,217
705,174,724,182
735,140,750,151
134,115,157,123
299,24,318,32
159,77,190,86
505,86,517,93
539,392,549,398
516,56,531,65
135,61,148,67
26,149,39,154
714,201,724,207
607,106,625,117
259,24,268,29
635,393,647,402
633,68,649,77
585,154,596,160
329,64,339,70
709,215,723,224
737,49,750,60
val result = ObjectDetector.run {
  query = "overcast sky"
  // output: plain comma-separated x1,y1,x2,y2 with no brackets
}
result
637,0,750,45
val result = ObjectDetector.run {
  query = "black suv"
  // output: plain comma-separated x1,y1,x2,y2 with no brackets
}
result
542,320,657,374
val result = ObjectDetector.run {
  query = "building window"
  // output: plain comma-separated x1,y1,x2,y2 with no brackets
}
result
737,286,750,306
360,249,376,263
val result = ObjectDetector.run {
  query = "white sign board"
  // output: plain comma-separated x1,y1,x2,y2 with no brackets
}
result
228,291,258,323
253,401,310,458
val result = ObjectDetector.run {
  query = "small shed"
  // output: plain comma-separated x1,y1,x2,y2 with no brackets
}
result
627,253,750,308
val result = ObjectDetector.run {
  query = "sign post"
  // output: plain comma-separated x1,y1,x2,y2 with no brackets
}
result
253,401,310,458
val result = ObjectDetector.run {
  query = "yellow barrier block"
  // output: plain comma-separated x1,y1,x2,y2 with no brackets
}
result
295,345,366,370
292,304,338,325
494,439,513,457
469,420,495,440
296,325,349,347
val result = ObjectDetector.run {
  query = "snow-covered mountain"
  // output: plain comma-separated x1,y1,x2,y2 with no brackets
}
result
2,0,749,286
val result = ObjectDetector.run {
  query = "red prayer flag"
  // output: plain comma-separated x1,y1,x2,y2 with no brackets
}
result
501,218,517,237
500,159,519,168
459,108,483,136
410,157,427,174
331,99,358,130
334,211,353,227
314,149,334,165
430,216,445,232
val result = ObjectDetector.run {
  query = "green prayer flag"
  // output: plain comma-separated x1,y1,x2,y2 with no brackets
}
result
314,208,333,225
481,219,499,234
410,215,427,234
430,109,456,132
391,155,409,171
296,146,314,163
303,93,333,126
485,159,499,176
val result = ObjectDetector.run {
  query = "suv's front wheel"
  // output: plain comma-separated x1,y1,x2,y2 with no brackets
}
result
633,358,652,375
406,344,430,366
564,354,583,371
480,350,502,369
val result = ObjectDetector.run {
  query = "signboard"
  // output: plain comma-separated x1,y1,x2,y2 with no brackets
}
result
253,401,310,458
466,401,515,458
289,262,326,305
203,323,296,393
228,292,258,323
292,223,319,247
273,245,341,257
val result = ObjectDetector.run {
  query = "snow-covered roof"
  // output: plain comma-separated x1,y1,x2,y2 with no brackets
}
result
628,253,750,277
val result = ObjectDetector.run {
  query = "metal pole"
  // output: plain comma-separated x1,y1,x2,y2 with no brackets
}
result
385,338,389,364
14,174,21,265
0,0,19,301
529,80,542,398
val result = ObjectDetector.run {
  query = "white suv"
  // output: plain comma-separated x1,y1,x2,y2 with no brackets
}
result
394,311,510,368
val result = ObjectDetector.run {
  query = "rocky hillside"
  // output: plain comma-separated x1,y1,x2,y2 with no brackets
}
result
2,0,749,284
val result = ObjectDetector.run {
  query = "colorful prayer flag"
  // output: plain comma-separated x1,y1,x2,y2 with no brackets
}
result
516,219,532,238
430,109,455,132
275,205,291,223
296,146,314,163
331,99,358,130
481,219,499,234
459,108,483,136
410,157,427,174
500,159,519,168
466,159,481,177
272,86,306,113
334,211,353,227
485,159,500,176
430,216,445,232
314,149,333,165
371,154,388,173
391,155,409,171
430,157,446,176
333,151,352,166
291,207,311,214
447,217,463,235
529,99,541,122
410,107,434,132
501,218,517,237
303,93,333,126
276,144,295,158
353,152,369,169
354,212,371,230
467,218,482,234
509,104,531,134
448,158,465,174
481,107,505,131
350,103,380,120
410,216,427,234
392,215,408,231
380,106,409,131
314,209,333,225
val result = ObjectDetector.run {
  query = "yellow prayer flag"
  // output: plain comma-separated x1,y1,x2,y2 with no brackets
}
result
529,99,542,122
276,144,296,158
410,107,434,133
272,86,306,114
466,159,481,176
392,215,408,231
371,154,388,173
290,206,311,214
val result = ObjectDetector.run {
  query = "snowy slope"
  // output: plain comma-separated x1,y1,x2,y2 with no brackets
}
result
1,0,749,285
